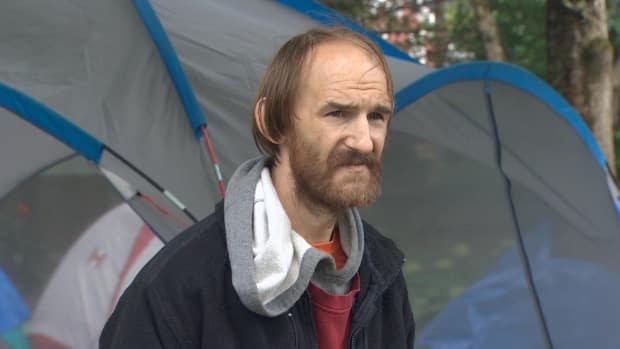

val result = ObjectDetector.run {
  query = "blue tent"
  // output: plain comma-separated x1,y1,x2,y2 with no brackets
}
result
0,267,29,349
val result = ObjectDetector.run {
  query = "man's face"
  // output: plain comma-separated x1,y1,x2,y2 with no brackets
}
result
282,40,392,211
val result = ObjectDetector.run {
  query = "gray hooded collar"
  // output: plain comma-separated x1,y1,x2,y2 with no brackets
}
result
224,157,365,317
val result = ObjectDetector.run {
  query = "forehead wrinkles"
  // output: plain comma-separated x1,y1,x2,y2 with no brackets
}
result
329,66,386,90
301,40,381,78
294,41,392,112
314,57,380,81
305,54,386,95
320,68,390,108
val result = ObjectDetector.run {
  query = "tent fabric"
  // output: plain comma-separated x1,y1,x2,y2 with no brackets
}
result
133,0,206,136
395,62,606,166
0,0,221,220
0,155,137,347
376,61,620,345
27,204,163,349
0,267,29,334
0,82,103,164
392,62,619,239
491,80,618,237
0,95,196,240
0,110,74,200
417,224,620,349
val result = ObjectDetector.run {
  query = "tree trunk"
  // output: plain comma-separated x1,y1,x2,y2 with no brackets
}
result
547,0,615,173
471,0,505,60
614,58,620,132
614,58,620,174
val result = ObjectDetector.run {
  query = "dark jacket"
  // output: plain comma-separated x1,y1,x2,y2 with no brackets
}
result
100,202,415,348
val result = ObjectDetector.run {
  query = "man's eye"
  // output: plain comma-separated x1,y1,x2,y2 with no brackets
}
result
327,110,345,117
368,112,385,121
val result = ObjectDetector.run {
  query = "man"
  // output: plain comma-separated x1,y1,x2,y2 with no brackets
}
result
100,27,415,348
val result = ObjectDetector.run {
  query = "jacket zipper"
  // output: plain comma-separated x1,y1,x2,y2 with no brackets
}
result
287,312,298,348
348,257,406,349
349,328,361,349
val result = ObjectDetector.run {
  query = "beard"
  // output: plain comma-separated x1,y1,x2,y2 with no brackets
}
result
288,134,383,212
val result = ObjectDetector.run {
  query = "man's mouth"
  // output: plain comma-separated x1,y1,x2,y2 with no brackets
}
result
329,149,377,172
339,163,369,172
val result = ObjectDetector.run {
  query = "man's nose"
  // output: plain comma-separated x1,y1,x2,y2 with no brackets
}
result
344,115,374,153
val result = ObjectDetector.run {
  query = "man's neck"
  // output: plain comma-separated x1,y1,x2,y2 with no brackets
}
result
270,160,339,244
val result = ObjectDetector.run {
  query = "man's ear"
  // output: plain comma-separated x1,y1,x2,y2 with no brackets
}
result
254,97,281,145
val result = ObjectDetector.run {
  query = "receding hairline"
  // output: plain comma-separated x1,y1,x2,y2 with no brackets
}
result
296,37,392,102
299,37,386,74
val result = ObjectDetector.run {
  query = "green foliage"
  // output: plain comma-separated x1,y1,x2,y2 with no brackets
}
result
320,0,436,60
443,0,485,63
322,0,547,77
319,0,374,24
492,0,547,77
442,0,546,76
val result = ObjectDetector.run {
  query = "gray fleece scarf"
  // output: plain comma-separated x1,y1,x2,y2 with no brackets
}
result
224,157,365,317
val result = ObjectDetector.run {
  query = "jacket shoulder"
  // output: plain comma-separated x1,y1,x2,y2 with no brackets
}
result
362,220,404,262
101,204,230,348
135,202,228,286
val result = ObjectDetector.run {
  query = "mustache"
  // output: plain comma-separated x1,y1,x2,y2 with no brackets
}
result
329,149,380,169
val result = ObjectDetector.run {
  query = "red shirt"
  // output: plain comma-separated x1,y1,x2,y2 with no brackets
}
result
309,229,361,349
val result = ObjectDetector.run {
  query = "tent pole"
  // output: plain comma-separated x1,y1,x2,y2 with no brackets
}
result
484,79,555,349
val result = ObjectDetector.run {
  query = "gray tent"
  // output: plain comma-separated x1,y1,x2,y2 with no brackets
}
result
1,0,619,348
